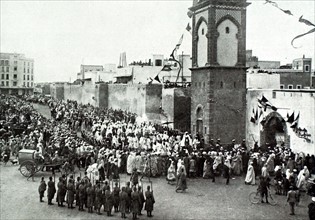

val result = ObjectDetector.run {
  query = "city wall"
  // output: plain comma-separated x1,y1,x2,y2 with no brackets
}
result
52,83,166,123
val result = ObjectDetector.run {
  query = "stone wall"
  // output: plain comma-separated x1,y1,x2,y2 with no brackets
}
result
162,87,191,132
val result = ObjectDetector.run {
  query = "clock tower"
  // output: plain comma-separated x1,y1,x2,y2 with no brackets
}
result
190,0,250,143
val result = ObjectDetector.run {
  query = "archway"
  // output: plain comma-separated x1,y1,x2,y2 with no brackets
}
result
260,112,289,148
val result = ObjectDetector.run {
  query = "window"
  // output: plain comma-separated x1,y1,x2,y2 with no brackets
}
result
202,28,204,35
24,68,25,73
193,125,196,132
31,75,33,80
234,82,236,88
24,62,26,66
1,74,4,79
23,75,25,80
14,67,17,71
5,60,9,65
6,67,9,72
6,81,9,86
280,84,284,89
31,82,33,87
27,69,29,73
13,74,17,79
305,65,309,72
204,127,207,134
288,84,293,89
27,82,29,87
174,63,177,67
296,85,302,89
1,81,4,86
23,82,25,87
13,82,17,86
225,27,230,34
1,67,4,72
155,59,162,66
203,82,205,88
28,62,30,67
6,74,9,80
220,81,223,88
199,82,201,87
27,75,29,80
14,61,18,65
0,60,4,65
272,91,276,98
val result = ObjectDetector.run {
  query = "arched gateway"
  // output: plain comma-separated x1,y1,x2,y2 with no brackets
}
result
260,112,290,148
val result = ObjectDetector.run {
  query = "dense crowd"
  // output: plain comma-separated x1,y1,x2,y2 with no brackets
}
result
1,94,315,218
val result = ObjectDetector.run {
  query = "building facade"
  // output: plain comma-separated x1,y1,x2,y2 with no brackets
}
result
0,53,34,95
190,0,249,143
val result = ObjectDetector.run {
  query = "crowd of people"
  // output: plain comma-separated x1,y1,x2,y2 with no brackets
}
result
1,94,315,219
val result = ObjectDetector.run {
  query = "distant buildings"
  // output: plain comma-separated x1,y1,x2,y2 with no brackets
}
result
0,52,34,95
247,52,313,90
246,50,281,69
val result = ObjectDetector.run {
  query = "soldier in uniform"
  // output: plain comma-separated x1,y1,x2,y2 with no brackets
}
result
138,186,145,216
131,186,140,220
67,179,75,209
125,182,132,213
47,176,56,205
105,185,113,216
144,185,155,217
86,182,94,213
78,180,86,211
113,182,120,213
75,177,81,206
94,181,103,215
119,187,128,219
38,177,47,202
57,177,66,207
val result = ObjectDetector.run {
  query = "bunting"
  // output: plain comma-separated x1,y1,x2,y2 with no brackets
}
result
286,112,295,124
186,23,192,34
264,0,315,48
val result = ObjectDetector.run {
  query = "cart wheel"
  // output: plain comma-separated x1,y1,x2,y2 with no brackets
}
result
19,161,36,177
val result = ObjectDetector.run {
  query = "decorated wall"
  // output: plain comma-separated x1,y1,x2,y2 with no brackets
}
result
246,89,315,155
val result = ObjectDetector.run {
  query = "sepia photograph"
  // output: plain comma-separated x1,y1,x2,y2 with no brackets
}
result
0,0,314,219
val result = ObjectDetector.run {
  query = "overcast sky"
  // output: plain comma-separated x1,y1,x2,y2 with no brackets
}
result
1,0,314,82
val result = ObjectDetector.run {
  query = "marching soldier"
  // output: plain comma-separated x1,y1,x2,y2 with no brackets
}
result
38,176,47,202
47,176,56,205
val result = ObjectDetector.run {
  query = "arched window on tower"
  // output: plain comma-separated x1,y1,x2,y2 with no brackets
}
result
220,81,223,88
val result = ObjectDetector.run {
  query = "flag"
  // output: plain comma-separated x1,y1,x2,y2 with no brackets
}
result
176,34,184,49
287,112,295,124
250,117,256,124
264,0,278,7
291,28,315,48
187,10,193,18
271,106,278,111
255,108,258,121
186,23,192,33
299,16,315,27
290,121,298,129
154,75,161,83
280,9,293,16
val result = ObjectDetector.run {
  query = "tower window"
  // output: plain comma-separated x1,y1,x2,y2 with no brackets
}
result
220,81,223,88
202,28,204,35
225,27,230,34
234,82,236,88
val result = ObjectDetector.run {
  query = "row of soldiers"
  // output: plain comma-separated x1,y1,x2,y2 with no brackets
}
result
38,175,155,219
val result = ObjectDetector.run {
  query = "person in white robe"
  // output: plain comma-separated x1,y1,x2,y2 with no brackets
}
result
245,162,255,185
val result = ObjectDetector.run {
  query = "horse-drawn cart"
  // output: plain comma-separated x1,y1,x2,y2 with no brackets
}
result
18,149,66,177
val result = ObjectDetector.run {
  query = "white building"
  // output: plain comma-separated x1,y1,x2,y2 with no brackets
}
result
0,52,34,95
